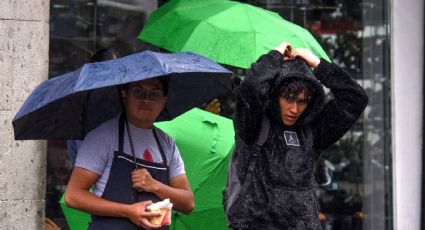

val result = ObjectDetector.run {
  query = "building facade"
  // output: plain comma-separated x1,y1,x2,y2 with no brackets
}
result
0,0,49,229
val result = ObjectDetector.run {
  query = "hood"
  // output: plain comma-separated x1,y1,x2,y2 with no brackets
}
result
266,58,325,127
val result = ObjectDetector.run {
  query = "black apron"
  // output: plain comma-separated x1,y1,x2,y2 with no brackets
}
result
89,115,170,230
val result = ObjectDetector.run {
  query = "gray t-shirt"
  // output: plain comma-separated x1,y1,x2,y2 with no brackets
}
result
75,115,185,197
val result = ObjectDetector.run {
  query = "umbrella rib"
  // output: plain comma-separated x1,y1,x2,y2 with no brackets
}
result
180,20,215,53
242,4,259,59
146,51,167,75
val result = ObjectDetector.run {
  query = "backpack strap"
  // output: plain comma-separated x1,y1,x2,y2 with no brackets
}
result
241,114,270,191
256,114,271,146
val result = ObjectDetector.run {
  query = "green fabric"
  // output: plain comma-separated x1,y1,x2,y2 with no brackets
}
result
156,108,234,230
59,108,234,230
138,0,330,68
59,193,90,230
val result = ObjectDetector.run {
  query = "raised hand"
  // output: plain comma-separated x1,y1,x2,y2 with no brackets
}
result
204,98,221,115
290,48,321,68
274,41,292,61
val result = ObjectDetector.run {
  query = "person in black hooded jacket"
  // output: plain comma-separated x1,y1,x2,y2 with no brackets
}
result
227,42,368,230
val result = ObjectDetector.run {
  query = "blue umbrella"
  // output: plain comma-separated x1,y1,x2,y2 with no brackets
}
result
13,51,232,140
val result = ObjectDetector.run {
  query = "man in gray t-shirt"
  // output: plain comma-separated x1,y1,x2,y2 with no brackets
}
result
65,77,194,230
75,115,186,197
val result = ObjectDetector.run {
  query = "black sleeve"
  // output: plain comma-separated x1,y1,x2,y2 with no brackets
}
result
234,51,283,144
312,59,369,153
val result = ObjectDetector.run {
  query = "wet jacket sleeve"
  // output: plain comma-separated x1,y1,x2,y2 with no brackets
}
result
312,59,369,153
234,51,283,144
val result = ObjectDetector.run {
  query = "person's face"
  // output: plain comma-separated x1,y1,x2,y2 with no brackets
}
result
279,91,308,126
122,78,166,127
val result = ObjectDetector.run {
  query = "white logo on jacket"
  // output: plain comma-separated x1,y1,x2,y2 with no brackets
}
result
284,131,300,146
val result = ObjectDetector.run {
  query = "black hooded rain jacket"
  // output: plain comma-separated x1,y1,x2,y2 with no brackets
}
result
228,51,368,230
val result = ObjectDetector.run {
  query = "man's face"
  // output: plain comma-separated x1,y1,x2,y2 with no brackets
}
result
122,78,166,127
279,91,308,126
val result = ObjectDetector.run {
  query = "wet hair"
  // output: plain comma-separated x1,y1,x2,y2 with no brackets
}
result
278,78,315,103
90,48,119,62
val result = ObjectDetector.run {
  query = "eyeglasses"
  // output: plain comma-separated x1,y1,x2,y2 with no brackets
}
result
128,87,164,101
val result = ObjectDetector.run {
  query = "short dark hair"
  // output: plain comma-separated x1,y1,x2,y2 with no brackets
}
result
279,78,315,103
123,77,169,96
90,48,119,62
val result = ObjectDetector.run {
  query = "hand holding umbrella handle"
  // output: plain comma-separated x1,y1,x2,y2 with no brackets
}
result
131,168,159,193
204,98,221,115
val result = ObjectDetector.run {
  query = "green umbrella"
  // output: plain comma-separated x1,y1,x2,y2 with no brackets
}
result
59,194,90,230
156,108,234,230
138,0,330,68
59,108,234,230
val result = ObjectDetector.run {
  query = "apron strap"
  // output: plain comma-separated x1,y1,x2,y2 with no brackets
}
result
118,113,138,169
118,114,125,153
152,128,168,166
119,114,167,168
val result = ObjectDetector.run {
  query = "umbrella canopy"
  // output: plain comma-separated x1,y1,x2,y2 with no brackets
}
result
13,51,232,140
58,108,234,230
138,0,330,68
59,194,90,230
155,108,234,230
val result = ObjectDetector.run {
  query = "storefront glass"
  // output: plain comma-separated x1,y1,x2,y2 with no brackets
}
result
47,1,392,229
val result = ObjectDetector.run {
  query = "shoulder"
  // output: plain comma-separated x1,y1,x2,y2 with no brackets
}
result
75,116,119,173
89,116,119,135
83,116,119,143
153,127,176,147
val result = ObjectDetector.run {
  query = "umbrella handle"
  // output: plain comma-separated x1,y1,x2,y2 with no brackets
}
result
118,86,141,203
